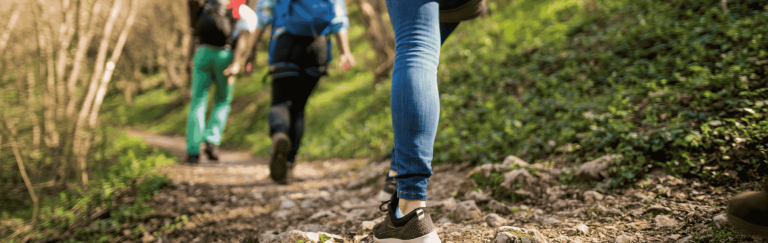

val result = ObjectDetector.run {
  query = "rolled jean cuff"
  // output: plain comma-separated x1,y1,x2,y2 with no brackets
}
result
396,177,430,200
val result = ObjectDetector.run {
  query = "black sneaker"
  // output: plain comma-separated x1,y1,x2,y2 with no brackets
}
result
186,154,200,164
204,142,220,161
378,171,397,201
269,132,292,184
373,193,441,243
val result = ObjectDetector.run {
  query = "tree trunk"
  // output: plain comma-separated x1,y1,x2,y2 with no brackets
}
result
73,0,123,187
65,1,102,118
6,123,39,222
27,68,42,160
0,2,20,57
88,0,140,127
55,0,78,119
41,24,61,149
355,0,395,85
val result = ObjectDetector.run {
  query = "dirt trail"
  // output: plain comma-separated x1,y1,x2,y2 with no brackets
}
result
121,131,765,243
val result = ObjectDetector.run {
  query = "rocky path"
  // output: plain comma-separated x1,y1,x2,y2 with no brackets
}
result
120,131,765,243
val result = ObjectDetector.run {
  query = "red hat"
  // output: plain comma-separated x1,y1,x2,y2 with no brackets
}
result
228,0,247,19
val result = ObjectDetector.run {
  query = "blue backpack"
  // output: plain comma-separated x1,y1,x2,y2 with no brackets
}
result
281,0,335,36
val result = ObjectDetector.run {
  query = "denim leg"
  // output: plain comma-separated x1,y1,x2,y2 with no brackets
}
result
386,0,441,201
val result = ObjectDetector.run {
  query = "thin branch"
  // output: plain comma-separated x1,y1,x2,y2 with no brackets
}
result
0,2,21,57
89,0,140,127
6,123,39,223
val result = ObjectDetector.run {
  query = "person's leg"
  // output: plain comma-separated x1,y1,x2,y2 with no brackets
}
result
286,73,320,162
203,49,235,146
439,22,460,44
388,0,441,209
268,75,295,183
186,47,215,159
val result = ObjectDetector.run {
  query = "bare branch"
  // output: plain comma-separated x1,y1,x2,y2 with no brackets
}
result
89,0,141,127
5,122,39,223
0,2,21,57
73,0,124,186
66,1,103,117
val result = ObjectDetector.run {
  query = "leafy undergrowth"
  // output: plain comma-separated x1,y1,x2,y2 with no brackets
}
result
0,133,174,242
446,0,768,187
116,0,768,187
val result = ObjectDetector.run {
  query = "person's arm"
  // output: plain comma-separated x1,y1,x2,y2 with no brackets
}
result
244,26,267,73
331,0,355,71
334,31,355,71
224,5,262,76
223,32,251,77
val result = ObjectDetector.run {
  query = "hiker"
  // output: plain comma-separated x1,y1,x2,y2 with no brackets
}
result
372,0,487,242
185,0,258,164
237,0,355,184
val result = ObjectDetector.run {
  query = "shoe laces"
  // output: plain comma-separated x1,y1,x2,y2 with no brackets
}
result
379,200,390,212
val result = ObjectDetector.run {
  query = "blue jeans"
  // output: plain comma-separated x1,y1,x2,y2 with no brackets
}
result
387,0,468,201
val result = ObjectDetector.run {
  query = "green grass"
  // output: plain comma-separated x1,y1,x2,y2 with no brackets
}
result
113,0,768,188
0,132,175,242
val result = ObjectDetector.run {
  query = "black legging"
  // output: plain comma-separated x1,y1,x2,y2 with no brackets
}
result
269,73,320,162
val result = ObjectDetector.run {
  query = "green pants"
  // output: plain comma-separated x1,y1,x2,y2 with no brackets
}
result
186,45,234,155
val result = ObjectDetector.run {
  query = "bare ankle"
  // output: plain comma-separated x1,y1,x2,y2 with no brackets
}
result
398,198,427,215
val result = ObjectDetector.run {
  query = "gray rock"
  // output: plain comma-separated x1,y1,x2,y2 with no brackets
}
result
495,232,517,243
483,213,507,227
267,230,319,243
359,221,377,235
294,224,331,232
353,235,369,243
487,199,511,215
436,217,452,225
495,226,548,243
279,199,298,209
503,155,530,168
465,190,492,203
575,155,621,181
583,191,604,204
713,213,727,229
676,235,692,243
552,200,568,210
442,197,458,211
307,210,336,221
272,210,295,220
258,232,276,243
452,200,483,221
614,234,633,243
654,215,677,228
543,217,561,226
457,179,478,198
501,169,536,191
546,187,566,202
576,224,589,235
643,205,672,215
551,235,570,243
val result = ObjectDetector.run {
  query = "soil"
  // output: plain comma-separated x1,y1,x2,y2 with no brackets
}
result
108,131,767,243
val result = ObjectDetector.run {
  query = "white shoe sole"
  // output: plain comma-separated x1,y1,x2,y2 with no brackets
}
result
374,231,441,243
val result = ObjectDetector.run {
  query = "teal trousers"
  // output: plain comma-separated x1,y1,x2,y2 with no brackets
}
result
186,45,234,155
